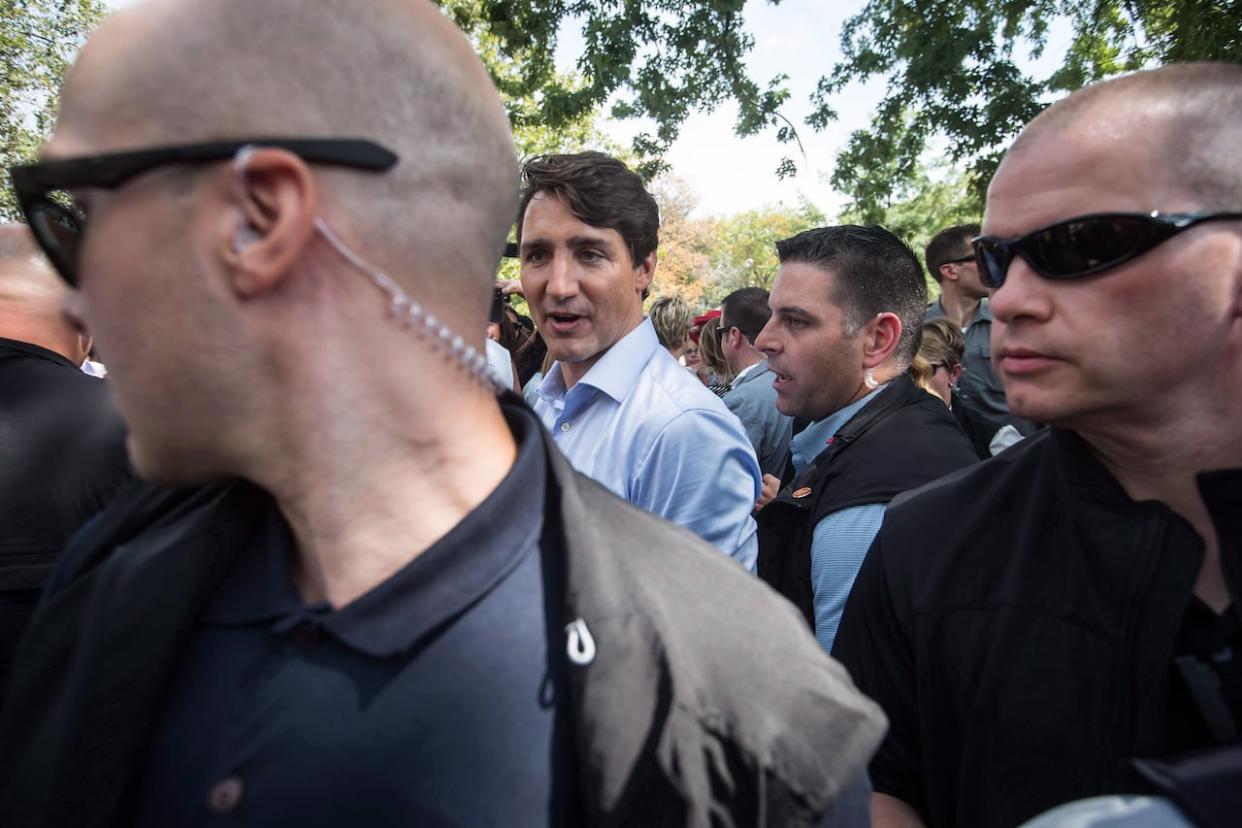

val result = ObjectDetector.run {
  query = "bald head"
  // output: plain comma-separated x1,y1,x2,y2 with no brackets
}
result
0,224,88,363
60,0,517,322
1008,63,1242,210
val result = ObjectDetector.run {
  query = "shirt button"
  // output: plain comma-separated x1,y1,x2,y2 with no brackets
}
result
560,422,571,432
207,775,244,814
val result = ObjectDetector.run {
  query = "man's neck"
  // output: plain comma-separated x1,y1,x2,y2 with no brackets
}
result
558,314,645,390
246,379,517,609
1077,401,1242,612
937,288,983,327
728,347,764,378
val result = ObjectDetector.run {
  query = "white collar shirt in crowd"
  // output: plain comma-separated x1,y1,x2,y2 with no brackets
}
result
533,318,762,571
484,338,513,391
729,360,762,389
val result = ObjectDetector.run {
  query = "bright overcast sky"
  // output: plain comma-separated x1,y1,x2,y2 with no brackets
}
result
558,0,884,219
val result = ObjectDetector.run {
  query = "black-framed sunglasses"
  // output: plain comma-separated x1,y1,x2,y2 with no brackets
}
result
8,138,399,287
716,323,735,341
972,210,1242,289
943,254,975,266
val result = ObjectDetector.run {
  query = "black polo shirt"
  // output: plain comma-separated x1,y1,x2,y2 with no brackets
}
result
133,406,578,826
0,337,131,697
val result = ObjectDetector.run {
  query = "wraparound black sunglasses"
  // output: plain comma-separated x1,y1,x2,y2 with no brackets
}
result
972,210,1242,289
8,138,399,287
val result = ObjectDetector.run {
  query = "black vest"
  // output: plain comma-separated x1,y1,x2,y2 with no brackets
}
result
756,376,978,629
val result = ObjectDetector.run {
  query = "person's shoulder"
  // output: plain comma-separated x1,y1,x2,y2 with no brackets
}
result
566,470,885,793
628,348,743,429
45,478,260,598
855,386,978,468
722,366,776,406
889,426,1053,515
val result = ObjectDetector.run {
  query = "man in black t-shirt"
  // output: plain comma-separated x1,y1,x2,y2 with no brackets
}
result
0,224,130,696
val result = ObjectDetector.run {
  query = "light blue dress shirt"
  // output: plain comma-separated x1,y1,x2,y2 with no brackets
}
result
789,385,888,653
534,319,762,570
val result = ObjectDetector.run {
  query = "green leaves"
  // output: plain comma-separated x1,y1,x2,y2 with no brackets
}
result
820,0,1240,216
436,0,794,179
1,0,106,219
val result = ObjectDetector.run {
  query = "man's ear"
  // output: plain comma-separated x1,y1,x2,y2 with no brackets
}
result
222,147,318,298
939,263,958,283
634,250,656,295
75,331,93,366
861,312,902,369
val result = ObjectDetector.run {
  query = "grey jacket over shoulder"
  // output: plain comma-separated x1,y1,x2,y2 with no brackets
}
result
0,396,885,828
722,361,793,479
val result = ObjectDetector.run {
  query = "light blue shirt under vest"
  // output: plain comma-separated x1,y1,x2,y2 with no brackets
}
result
789,385,889,654
533,318,762,571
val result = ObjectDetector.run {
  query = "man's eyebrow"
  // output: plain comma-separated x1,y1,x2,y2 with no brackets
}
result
565,234,615,251
773,304,814,319
519,234,615,253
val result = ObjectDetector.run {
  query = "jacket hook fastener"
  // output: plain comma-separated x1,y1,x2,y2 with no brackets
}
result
565,618,596,666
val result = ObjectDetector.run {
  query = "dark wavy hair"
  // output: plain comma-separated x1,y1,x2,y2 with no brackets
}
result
516,152,660,267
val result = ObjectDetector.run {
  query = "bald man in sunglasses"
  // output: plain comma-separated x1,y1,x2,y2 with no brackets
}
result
832,62,1242,828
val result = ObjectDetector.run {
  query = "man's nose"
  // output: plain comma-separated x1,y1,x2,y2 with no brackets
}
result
989,256,1053,325
545,253,579,301
754,317,779,356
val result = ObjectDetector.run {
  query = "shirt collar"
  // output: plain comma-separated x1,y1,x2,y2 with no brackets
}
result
730,360,764,388
927,297,991,326
203,402,548,659
0,336,79,370
789,383,889,473
538,317,659,406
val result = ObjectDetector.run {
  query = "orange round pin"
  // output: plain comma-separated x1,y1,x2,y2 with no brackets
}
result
792,487,813,498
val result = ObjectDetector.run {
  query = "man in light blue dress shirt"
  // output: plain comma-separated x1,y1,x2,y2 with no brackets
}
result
517,153,762,570
718,287,793,479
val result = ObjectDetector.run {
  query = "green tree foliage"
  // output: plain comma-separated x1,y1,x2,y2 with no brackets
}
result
1,0,107,219
435,0,795,180
706,199,825,302
838,156,981,299
817,0,1242,218
649,174,714,308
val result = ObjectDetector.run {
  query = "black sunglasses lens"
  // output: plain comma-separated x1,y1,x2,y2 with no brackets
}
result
1027,216,1150,278
973,242,1006,288
28,194,83,285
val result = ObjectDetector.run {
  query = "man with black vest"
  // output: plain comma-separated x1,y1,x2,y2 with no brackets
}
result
754,226,976,654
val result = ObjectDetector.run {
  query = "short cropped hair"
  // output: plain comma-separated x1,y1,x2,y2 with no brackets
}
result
924,224,980,284
1010,63,1242,211
776,225,927,366
517,152,660,267
720,287,771,343
648,296,693,352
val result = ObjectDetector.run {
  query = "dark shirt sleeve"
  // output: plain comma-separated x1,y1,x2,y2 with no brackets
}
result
831,531,925,817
